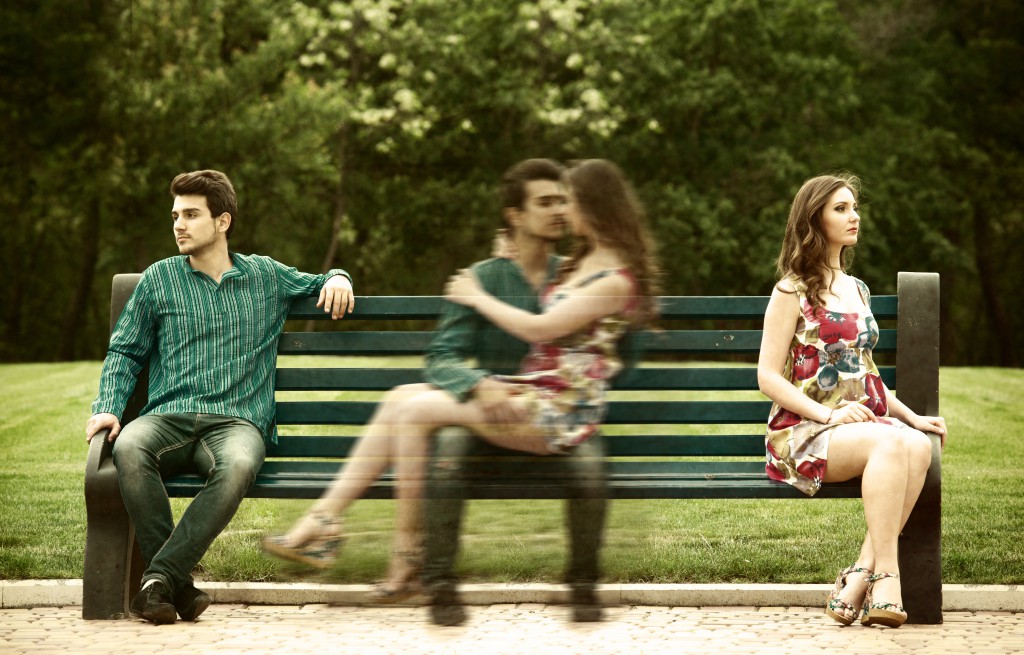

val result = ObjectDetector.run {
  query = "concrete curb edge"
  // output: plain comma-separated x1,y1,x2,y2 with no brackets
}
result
1,580,1021,611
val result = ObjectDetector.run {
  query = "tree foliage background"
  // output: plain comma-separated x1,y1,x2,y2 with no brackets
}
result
1,0,1021,365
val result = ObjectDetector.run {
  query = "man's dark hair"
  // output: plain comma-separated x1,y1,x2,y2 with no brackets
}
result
170,169,238,239
499,158,564,210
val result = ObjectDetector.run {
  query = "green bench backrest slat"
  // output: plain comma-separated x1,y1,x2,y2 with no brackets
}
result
274,366,896,391
275,400,772,426
276,368,424,390
267,433,768,459
277,329,897,356
288,295,445,319
279,332,432,355
285,295,899,321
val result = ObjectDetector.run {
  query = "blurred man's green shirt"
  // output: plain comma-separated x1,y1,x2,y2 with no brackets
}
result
424,256,561,400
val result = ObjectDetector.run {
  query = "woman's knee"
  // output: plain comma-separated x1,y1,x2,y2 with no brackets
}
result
904,429,934,469
376,383,437,419
868,426,933,468
384,383,435,403
398,390,460,426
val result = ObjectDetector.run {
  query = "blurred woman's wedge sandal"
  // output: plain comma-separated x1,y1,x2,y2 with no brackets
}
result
261,511,345,570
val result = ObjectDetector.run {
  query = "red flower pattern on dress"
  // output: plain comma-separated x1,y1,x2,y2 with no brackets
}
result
523,344,561,373
815,308,860,344
766,462,786,482
768,408,801,431
797,459,826,482
863,373,888,416
585,358,610,379
792,343,820,380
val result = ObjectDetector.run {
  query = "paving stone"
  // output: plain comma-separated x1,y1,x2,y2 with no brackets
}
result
2,604,1024,654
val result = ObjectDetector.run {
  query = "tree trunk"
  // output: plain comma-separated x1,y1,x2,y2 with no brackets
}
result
972,204,1016,366
58,195,102,360
304,126,351,332
320,126,350,274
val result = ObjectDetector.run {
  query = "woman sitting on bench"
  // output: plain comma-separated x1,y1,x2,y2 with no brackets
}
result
262,159,659,601
757,172,947,629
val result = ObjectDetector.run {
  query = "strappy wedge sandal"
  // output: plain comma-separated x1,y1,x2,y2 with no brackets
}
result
368,548,422,604
261,511,345,570
861,572,907,628
824,563,873,626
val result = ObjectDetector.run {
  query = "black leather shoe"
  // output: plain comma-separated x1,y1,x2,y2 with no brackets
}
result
175,583,212,621
570,585,604,623
129,581,177,625
428,587,467,627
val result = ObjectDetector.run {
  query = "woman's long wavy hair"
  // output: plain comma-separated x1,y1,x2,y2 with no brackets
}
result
559,159,661,326
776,172,860,308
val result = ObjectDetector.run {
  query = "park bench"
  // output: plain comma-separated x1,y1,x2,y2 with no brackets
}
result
83,271,942,623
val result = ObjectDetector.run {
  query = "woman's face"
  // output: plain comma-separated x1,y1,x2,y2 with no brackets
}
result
820,186,860,248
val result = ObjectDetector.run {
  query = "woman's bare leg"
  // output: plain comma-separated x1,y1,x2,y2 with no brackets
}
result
368,388,548,588
277,384,438,546
824,424,933,617
275,386,546,585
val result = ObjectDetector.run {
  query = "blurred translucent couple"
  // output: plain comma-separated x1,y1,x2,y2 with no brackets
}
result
87,158,660,626
88,158,945,629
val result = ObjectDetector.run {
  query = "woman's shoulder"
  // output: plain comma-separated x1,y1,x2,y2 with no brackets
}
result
554,267,637,310
773,274,804,295
593,267,638,298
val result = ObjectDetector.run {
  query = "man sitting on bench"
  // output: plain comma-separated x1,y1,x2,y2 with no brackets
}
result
85,169,354,625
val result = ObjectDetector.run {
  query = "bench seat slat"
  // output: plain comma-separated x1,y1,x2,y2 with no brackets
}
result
252,459,768,476
163,472,860,500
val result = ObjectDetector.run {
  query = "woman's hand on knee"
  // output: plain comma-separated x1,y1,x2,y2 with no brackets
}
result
832,403,877,424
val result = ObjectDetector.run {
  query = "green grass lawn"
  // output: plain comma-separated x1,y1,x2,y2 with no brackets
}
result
1,362,1022,585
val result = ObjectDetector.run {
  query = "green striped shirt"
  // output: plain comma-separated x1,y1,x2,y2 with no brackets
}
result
92,253,351,445
423,256,561,401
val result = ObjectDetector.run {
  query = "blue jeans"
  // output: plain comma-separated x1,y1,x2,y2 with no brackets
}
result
112,413,265,597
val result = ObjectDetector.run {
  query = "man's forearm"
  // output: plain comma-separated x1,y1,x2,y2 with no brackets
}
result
91,350,143,419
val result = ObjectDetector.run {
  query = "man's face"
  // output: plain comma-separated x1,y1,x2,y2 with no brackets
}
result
171,194,227,257
513,180,568,242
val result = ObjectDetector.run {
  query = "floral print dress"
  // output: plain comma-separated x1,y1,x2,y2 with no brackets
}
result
765,277,907,495
494,268,637,454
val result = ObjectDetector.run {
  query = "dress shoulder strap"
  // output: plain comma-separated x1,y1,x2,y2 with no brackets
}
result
571,268,622,288
853,277,872,308
560,268,639,312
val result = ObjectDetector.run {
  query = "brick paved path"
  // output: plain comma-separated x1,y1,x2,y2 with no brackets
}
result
3,604,1023,655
